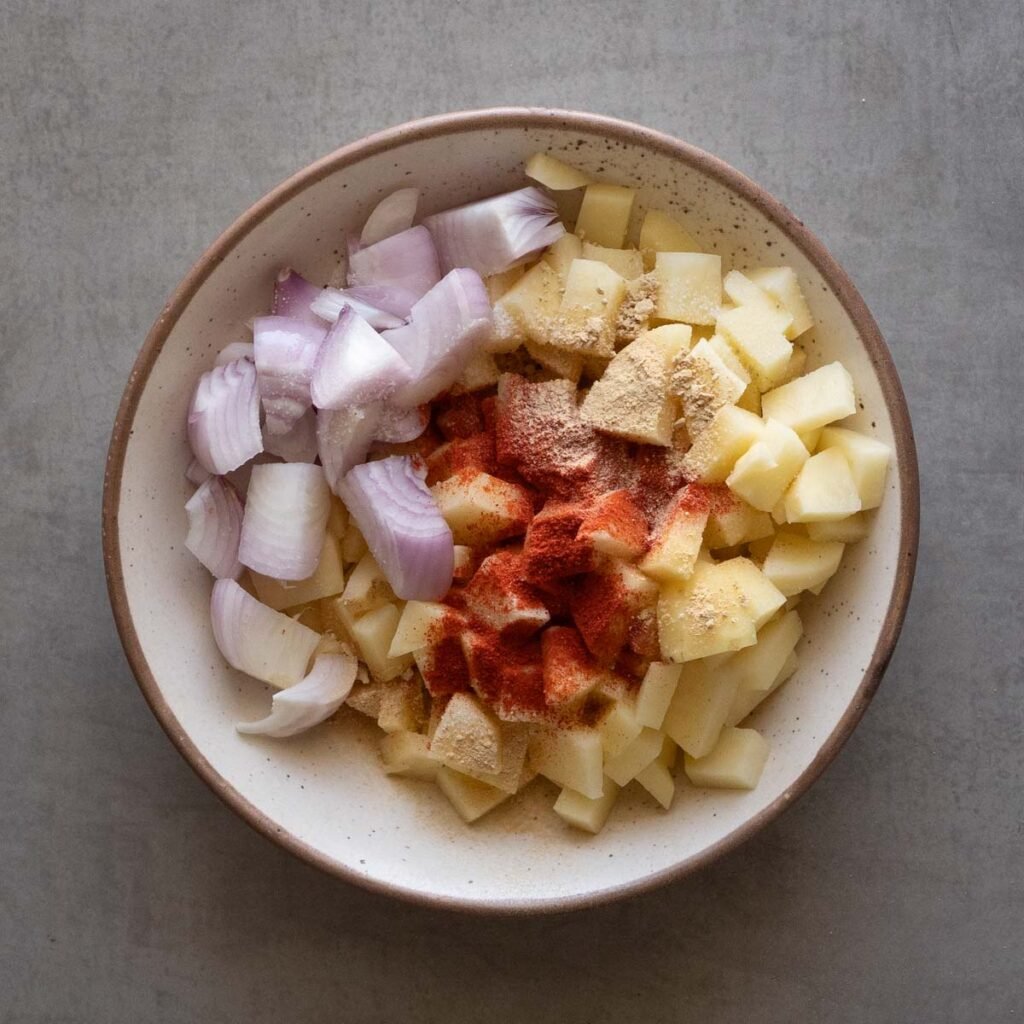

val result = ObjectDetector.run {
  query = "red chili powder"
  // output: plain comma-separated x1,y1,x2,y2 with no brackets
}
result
434,393,484,440
425,433,496,485
522,501,596,584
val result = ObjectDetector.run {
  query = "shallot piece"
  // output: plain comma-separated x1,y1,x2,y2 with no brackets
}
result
317,404,383,494
252,316,325,435
214,341,255,367
261,407,318,463
236,652,359,738
338,455,454,601
375,403,429,444
347,225,440,317
272,268,323,324
309,286,405,330
184,476,244,579
359,188,420,247
187,357,263,475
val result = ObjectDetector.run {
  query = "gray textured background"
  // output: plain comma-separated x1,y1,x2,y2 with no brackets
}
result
2,0,1022,1020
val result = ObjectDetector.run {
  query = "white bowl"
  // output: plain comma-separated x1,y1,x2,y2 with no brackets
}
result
103,109,919,913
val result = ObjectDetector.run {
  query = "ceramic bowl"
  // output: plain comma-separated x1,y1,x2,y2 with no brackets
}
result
103,108,919,913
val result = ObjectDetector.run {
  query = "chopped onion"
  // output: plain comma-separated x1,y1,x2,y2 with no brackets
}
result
238,463,330,580
310,307,413,410
215,341,255,367
252,315,325,435
317,403,383,494
338,456,453,600
210,579,320,688
384,268,493,407
185,458,211,486
375,403,428,444
347,226,440,317
184,477,244,579
423,186,565,277
188,357,263,475
262,407,317,463
360,188,420,247
272,268,323,324
236,652,358,737
309,287,405,330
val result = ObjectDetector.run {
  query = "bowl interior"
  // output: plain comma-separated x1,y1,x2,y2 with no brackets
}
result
109,112,912,912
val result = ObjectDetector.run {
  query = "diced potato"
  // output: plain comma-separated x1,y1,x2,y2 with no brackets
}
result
663,658,741,757
672,338,749,438
716,609,803,697
544,233,584,282
680,405,763,483
581,242,644,280
288,601,325,633
435,766,509,823
684,726,769,789
762,532,845,596
350,604,414,682
379,731,438,780
716,304,794,391
640,497,709,583
431,471,532,546
388,600,448,657
340,552,396,618
340,522,368,564
541,627,606,710
707,333,751,384
525,152,592,190
806,512,870,543
579,332,676,445
452,544,476,580
635,760,675,809
326,496,349,539
461,722,533,794
577,489,648,561
726,418,810,512
377,674,425,733
638,209,700,258
726,649,798,726
654,252,722,325
747,266,813,338
798,426,823,452
704,498,774,549
818,427,892,509
524,339,584,382
721,557,788,628
604,727,664,786
528,728,604,799
554,777,620,834
722,269,784,314
635,662,683,729
429,692,503,774
455,350,501,392
784,448,862,522
596,701,643,757
492,260,561,352
746,533,775,563
557,258,627,355
760,362,856,433
645,322,693,359
251,534,346,610
657,733,679,770
484,266,526,303
780,344,808,384
575,183,636,247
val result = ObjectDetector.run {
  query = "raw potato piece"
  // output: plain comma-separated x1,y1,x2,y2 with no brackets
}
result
341,522,368,564
524,340,584,382
726,650,798,727
581,242,645,280
484,266,525,303
430,692,503,774
492,260,561,352
635,662,683,729
639,210,700,257
704,499,774,549
388,600,448,657
722,270,784,315
747,266,814,338
557,258,627,358
672,338,749,437
431,471,532,546
662,658,741,757
635,760,675,809
684,727,770,789
544,233,584,282
436,766,510,823
806,513,870,543
251,535,346,611
604,727,664,786
760,362,856,433
528,728,604,799
575,183,635,247
349,604,413,682
341,552,396,618
455,350,501,392
784,448,862,523
525,152,591,190
640,495,709,583
726,418,810,512
762,532,845,596
818,427,892,509
680,405,763,483
554,777,620,834
377,674,425,733
654,253,722,325
463,722,533,794
716,304,794,391
380,731,438,780
596,701,644,757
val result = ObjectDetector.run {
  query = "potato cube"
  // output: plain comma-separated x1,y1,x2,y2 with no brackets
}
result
762,532,845,596
806,512,870,543
780,344,808,383
663,658,741,757
544,232,583,282
541,626,607,709
640,493,709,583
377,674,425,733
575,183,635,247
717,609,803,699
704,498,774,549
638,209,700,259
340,552,396,618
492,260,561,352
784,448,862,522
671,338,749,438
726,649,798,726
726,417,810,512
326,496,349,539
484,265,526,303
818,427,892,509
251,534,346,610
554,777,620,834
455,350,501,392
429,692,503,775
523,339,584,382
635,760,675,809
528,728,605,799
340,522,368,564
680,405,763,483
747,266,814,337
570,558,659,664
798,426,823,452
431,471,533,546
388,600,448,657
654,252,722,325
722,270,787,318
604,727,664,786
719,557,788,628
350,604,413,682
435,766,509,822
379,731,438,780
707,333,751,384
596,700,643,757
684,726,770,789
716,304,794,391
577,489,649,561
345,677,386,718
461,722,533,794
558,258,627,352
761,362,857,433
581,242,644,280
635,662,683,729
525,152,592,190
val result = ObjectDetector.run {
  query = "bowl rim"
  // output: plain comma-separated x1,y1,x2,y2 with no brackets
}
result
102,106,920,916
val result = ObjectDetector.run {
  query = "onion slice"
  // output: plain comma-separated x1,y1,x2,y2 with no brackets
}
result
375,403,429,444
262,407,317,463
310,307,413,410
252,315,325,434
347,226,440,317
185,477,244,579
423,186,565,277
185,458,211,486
236,652,358,737
360,188,420,247
338,456,453,600
309,287,405,330
317,403,383,494
211,579,320,688
272,268,323,324
188,358,263,475
215,341,255,367
238,463,330,580
383,268,493,407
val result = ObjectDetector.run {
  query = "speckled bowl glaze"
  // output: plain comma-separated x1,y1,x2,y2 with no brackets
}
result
104,109,919,914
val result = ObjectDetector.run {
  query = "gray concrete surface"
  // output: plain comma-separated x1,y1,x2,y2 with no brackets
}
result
2,0,1021,1020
